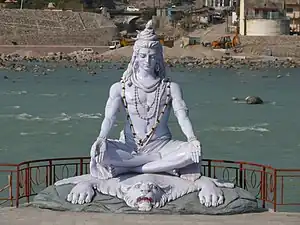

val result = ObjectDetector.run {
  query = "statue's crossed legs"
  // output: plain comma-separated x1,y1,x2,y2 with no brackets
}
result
90,139,201,181
66,138,234,206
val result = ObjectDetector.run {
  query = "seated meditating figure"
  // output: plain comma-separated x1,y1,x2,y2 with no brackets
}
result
90,21,202,182
62,21,236,208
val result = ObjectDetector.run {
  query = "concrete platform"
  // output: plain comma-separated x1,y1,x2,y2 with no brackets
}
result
0,207,300,225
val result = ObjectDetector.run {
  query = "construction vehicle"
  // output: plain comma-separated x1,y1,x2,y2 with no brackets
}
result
109,38,135,50
109,33,174,50
211,36,233,49
120,37,135,46
159,38,174,48
211,32,240,49
210,26,240,49
157,35,174,48
120,33,174,47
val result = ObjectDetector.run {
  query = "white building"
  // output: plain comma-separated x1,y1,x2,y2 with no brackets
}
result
204,0,235,8
239,0,290,36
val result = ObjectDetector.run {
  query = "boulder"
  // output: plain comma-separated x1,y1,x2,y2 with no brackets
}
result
245,96,264,105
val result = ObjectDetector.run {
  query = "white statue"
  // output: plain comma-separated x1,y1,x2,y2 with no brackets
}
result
55,21,234,210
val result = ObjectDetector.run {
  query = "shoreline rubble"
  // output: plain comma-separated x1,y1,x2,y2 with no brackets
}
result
1,51,299,74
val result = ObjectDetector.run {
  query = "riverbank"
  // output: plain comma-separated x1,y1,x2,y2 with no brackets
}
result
0,207,300,225
1,45,300,74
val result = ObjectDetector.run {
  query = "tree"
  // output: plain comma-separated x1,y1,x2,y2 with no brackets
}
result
22,0,46,9
171,0,182,6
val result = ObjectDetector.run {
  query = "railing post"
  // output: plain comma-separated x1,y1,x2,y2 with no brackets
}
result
239,163,243,188
49,160,53,185
280,176,284,205
261,166,266,208
8,173,13,207
273,169,277,212
16,165,20,207
80,159,83,175
235,167,239,186
208,160,211,178
45,165,49,187
25,163,30,203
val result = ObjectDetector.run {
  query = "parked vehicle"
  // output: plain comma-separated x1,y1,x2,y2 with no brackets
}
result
109,40,121,50
126,6,139,12
80,48,94,54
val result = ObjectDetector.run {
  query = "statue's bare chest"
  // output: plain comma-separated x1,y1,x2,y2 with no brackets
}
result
124,85,168,111
120,79,172,145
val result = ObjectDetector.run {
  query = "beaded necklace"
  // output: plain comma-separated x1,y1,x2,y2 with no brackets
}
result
134,86,160,112
121,78,171,149
134,85,160,121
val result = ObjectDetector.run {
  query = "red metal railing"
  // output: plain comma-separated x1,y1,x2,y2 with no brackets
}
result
0,157,299,211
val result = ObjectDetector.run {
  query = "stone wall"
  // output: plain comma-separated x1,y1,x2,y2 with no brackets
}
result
0,30,117,46
0,9,117,45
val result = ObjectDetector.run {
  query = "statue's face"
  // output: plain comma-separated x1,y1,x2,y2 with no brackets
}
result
136,47,157,74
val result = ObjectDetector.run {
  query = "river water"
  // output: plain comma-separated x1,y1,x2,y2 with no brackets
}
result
0,63,299,211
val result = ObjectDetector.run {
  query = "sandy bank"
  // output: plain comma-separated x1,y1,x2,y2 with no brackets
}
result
101,45,226,60
0,207,300,225
0,45,110,57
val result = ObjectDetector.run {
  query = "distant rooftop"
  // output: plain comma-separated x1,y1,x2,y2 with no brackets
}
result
168,5,215,13
285,0,300,4
246,0,284,9
167,5,193,12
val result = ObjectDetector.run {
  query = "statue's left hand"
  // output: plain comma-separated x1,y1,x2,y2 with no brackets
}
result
190,140,202,163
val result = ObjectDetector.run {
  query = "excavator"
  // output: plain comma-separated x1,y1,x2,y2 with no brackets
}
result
157,35,174,48
109,37,135,50
211,27,241,49
211,35,240,49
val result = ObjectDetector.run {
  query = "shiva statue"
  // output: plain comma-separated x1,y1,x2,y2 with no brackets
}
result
91,20,202,181
54,21,235,210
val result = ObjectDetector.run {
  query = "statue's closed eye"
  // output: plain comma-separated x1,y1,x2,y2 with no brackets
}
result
135,183,141,188
139,54,156,60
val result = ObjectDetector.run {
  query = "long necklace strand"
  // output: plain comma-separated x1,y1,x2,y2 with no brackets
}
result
134,85,160,121
121,78,171,148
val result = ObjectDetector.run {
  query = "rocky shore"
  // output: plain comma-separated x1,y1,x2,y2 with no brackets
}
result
1,50,299,76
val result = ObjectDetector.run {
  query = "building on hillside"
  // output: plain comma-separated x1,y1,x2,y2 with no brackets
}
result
246,3,285,19
239,0,290,36
166,5,192,22
165,6,215,28
285,0,300,33
286,0,300,17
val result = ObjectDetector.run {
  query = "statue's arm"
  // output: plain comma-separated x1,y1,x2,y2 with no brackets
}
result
97,82,122,139
170,82,197,142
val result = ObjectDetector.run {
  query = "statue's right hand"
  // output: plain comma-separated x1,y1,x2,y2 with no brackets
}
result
90,137,106,164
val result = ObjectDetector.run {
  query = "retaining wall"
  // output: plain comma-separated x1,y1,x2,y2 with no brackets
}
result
0,9,117,45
